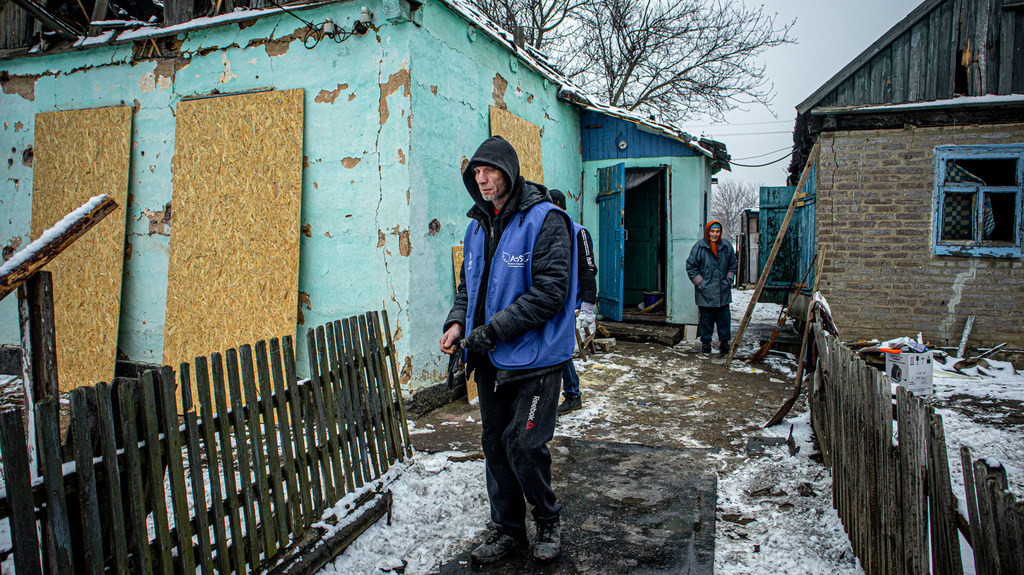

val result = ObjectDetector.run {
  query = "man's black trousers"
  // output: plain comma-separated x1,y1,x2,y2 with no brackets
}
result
476,361,563,538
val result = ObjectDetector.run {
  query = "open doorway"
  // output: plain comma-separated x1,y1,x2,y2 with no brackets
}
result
622,167,667,319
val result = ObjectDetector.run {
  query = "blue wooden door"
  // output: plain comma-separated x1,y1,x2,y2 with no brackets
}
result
597,164,625,321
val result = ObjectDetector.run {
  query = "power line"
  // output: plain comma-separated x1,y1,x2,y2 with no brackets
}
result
733,146,792,161
682,119,792,128
730,151,793,168
703,129,794,137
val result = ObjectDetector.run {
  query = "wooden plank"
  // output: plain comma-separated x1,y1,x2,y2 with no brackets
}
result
302,376,325,516
1014,10,1024,93
305,329,337,505
960,446,986,575
727,143,819,365
34,398,73,575
0,195,117,302
18,271,59,405
269,337,302,534
116,381,153,575
369,313,403,463
362,314,395,464
314,326,346,498
329,323,362,493
346,316,380,478
999,6,1015,93
891,33,910,102
87,0,109,34
157,366,196,575
282,335,313,527
984,0,1002,94
0,409,43,575
358,315,391,474
240,344,275,558
909,19,927,100
333,320,365,488
974,461,1002,574
70,389,104,575
94,383,130,575
139,372,174,575
177,364,215,575
381,311,412,459
342,318,373,482
256,340,289,549
225,348,259,569
210,353,245,574
162,0,193,26
195,356,230,574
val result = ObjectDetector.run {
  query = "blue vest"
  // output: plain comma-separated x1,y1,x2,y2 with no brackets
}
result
463,202,578,370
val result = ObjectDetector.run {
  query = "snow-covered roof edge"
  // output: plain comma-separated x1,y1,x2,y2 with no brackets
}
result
810,93,1024,115
435,0,714,159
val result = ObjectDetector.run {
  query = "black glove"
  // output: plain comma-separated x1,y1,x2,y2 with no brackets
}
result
463,324,498,354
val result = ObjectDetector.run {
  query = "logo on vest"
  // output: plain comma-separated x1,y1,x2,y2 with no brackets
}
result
502,251,531,268
526,395,540,430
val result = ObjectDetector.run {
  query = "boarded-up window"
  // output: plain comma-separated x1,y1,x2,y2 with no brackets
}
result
163,89,303,380
489,106,544,184
31,106,132,391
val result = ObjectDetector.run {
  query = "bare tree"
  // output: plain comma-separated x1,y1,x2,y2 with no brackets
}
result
469,0,587,49
710,178,759,243
552,0,792,123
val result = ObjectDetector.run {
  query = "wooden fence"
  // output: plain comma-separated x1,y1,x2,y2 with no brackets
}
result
0,310,411,574
810,319,1024,575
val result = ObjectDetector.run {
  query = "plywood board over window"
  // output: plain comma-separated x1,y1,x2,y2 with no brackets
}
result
31,106,132,391
164,89,303,387
489,106,544,184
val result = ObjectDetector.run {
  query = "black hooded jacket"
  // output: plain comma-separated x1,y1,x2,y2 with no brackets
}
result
444,136,572,379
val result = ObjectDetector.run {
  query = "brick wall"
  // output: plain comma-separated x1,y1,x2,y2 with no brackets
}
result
814,123,1024,351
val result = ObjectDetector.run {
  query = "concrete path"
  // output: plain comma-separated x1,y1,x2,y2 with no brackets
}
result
414,340,797,574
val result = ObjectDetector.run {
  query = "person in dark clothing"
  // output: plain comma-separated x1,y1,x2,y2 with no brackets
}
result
440,136,576,565
547,189,597,415
685,220,737,354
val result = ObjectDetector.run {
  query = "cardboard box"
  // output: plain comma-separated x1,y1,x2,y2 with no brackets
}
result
885,351,934,395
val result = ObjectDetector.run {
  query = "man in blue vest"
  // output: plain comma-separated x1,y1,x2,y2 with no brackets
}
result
441,136,576,565
548,189,597,415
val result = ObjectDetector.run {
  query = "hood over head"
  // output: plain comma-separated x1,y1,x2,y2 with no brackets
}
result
463,136,547,218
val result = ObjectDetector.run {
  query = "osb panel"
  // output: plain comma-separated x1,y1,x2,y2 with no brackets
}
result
31,106,132,391
489,106,544,184
451,245,463,290
164,89,303,389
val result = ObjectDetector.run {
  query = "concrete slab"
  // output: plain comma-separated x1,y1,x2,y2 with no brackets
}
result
438,438,716,574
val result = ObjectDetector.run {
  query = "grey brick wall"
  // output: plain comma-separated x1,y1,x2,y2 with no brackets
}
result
814,124,1024,351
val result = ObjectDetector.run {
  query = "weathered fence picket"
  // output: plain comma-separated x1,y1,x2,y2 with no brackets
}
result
810,319,1022,575
0,311,410,574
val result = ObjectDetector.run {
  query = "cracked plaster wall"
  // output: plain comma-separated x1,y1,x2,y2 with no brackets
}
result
0,0,414,379
405,4,582,389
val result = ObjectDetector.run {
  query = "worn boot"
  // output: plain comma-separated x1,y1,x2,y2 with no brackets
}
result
719,340,730,355
557,395,582,415
701,342,712,354
533,517,561,562
471,531,524,564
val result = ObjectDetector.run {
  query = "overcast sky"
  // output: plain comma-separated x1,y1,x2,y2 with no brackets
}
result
679,0,923,187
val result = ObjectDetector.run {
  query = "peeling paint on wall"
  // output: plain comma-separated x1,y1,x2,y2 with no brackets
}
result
397,148,406,164
378,230,386,247
431,85,437,95
378,68,411,125
342,157,361,168
0,73,40,101
14,122,23,132
21,147,32,167
299,290,312,310
218,53,237,84
428,219,440,236
301,223,312,237
400,355,412,387
140,201,172,236
315,83,350,104
389,226,411,256
941,259,978,341
4,236,23,261
492,73,507,110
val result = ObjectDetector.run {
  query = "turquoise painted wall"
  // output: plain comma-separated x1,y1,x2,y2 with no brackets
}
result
581,155,710,325
0,0,583,392
404,0,582,388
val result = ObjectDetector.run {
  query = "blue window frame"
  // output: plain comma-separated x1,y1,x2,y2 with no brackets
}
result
933,145,1024,258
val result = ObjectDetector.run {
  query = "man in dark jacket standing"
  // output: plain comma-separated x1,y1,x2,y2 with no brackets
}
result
686,220,738,354
547,189,596,415
440,136,576,565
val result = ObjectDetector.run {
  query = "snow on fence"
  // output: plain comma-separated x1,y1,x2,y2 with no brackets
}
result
809,319,1024,575
0,310,411,574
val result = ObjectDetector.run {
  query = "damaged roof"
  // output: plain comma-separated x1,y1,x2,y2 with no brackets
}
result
1,0,726,161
